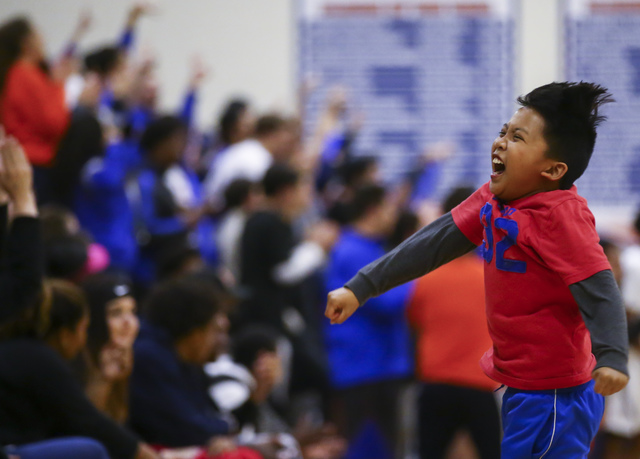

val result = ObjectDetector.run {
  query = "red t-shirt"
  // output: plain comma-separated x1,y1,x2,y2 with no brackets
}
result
451,183,611,390
0,61,69,167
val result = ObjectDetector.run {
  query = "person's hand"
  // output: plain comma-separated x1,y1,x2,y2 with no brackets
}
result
77,72,103,109
0,136,36,216
592,367,629,396
207,436,237,456
72,9,93,42
127,0,157,28
135,443,160,459
99,344,133,381
307,220,339,252
188,56,210,90
52,56,78,82
325,287,359,325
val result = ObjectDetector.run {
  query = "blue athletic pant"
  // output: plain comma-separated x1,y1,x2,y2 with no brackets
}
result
6,437,110,459
501,380,604,459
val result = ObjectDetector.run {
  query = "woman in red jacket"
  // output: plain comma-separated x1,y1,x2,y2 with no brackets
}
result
0,17,72,203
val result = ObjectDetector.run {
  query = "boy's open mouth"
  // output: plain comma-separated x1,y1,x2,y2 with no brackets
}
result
492,156,505,176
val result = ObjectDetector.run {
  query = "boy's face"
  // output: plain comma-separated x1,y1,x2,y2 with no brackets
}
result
490,107,559,202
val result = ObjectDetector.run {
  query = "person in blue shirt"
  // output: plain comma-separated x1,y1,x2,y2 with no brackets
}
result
324,184,413,459
74,139,142,274
132,116,216,286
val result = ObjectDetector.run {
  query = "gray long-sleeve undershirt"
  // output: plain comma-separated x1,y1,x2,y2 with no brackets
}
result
345,212,629,376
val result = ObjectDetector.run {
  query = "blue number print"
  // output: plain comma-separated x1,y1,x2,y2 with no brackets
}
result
479,203,527,274
494,218,527,273
480,203,493,263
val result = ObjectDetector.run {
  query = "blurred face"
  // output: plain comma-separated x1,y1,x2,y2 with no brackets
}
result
22,29,45,61
183,312,230,365
373,196,399,236
490,108,559,202
154,130,187,167
233,109,256,143
269,127,297,162
281,179,312,218
604,245,622,285
60,314,89,360
106,296,139,349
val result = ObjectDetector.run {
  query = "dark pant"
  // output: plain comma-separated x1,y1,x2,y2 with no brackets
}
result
331,379,406,457
418,383,501,459
6,437,110,459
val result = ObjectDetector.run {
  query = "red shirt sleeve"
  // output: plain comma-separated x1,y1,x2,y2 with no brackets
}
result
529,198,611,285
451,182,491,246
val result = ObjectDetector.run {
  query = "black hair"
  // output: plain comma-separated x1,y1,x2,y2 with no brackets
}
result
254,113,287,138
341,156,378,188
349,184,387,221
81,272,133,361
599,237,619,256
262,163,299,197
388,210,419,249
231,326,278,370
45,235,88,280
218,99,249,145
45,280,89,339
156,244,202,281
634,208,640,236
442,185,476,214
516,81,614,189
40,205,78,244
140,115,186,153
224,178,254,210
144,277,221,342
83,46,121,77
0,17,32,94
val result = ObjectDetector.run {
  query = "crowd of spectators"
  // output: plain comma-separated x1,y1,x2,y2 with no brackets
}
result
2,4,640,459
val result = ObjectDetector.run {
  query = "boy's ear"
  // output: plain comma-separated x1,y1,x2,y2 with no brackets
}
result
541,161,568,182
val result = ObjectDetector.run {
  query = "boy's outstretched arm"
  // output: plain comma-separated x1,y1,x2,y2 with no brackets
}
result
325,213,476,324
570,269,629,396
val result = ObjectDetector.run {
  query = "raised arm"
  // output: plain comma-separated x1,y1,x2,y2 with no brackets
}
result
325,212,476,324
570,270,629,396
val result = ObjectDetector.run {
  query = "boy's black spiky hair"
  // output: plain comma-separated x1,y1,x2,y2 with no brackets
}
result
517,81,614,189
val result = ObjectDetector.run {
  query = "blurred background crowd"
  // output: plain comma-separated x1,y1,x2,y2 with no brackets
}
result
0,1,640,459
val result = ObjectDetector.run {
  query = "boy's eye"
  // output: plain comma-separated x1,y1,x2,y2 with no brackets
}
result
499,130,506,137
514,135,523,141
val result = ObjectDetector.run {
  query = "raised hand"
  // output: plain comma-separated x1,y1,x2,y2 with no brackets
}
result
0,136,36,216
188,55,210,90
325,287,360,325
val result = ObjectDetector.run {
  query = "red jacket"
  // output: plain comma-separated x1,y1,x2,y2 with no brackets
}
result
452,183,610,390
0,61,69,166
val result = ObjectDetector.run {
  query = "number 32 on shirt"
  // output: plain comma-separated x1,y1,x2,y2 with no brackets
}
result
480,203,527,274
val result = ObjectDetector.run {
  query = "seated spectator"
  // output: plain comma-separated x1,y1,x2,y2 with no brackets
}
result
0,279,158,459
204,114,296,207
130,276,246,454
81,273,140,424
207,326,346,459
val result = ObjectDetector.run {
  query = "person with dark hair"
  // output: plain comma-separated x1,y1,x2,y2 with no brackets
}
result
323,184,410,458
217,99,255,148
129,277,247,454
217,179,262,283
204,113,296,207
0,279,159,459
133,115,215,284
81,273,139,424
206,326,347,459
326,82,629,457
408,186,500,459
0,16,73,201
325,156,380,225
